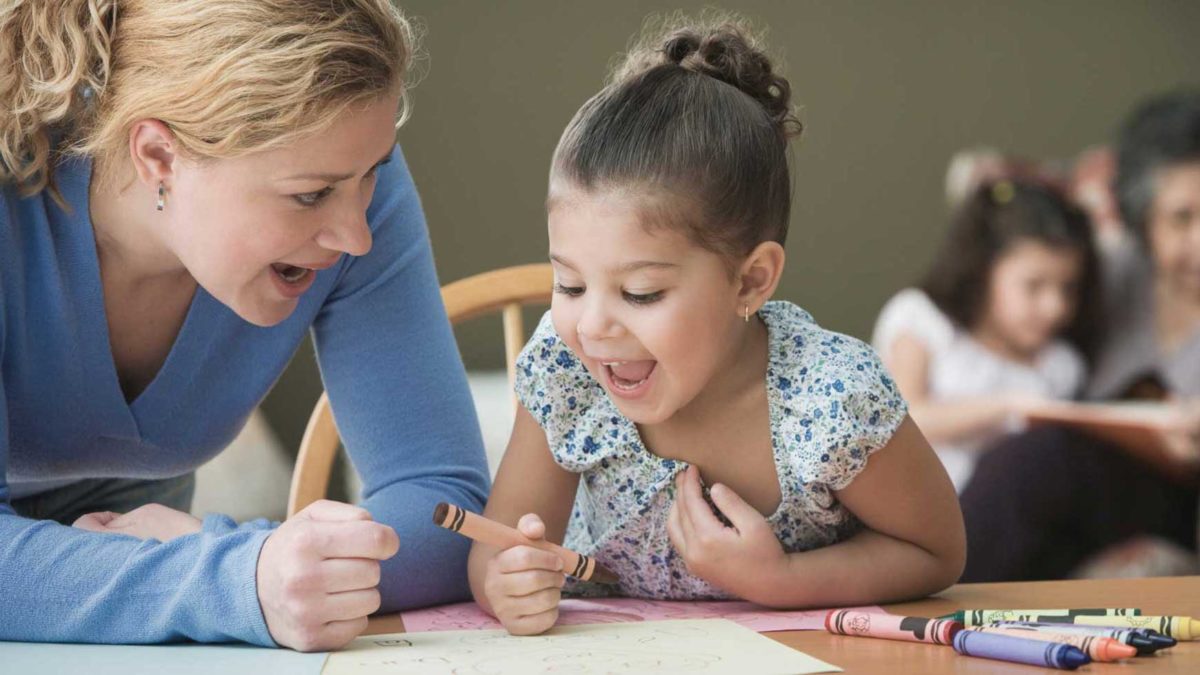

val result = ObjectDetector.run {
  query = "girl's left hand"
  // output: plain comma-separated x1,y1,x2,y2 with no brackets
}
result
73,503,203,542
666,465,787,601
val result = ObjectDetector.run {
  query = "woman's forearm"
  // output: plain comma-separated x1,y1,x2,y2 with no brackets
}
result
0,511,276,645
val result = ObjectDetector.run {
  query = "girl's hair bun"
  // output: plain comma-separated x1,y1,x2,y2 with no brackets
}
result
613,14,802,140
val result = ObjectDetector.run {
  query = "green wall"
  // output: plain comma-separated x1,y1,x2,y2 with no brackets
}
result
261,0,1200,451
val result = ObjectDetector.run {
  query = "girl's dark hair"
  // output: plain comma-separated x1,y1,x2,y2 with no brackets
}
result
921,180,1102,360
549,14,803,263
1114,89,1200,242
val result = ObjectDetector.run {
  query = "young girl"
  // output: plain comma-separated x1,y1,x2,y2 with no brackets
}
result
873,178,1100,492
467,17,965,636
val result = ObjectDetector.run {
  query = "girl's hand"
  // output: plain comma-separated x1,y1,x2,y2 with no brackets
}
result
482,513,565,636
666,466,787,602
73,503,202,541
1002,394,1047,433
1005,393,1044,419
1161,397,1200,465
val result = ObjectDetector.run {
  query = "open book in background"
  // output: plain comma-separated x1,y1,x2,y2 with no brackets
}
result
1026,401,1197,478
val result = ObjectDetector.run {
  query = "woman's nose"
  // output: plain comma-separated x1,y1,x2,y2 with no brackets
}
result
319,207,372,257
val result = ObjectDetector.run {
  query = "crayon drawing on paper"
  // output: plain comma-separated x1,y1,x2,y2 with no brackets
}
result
322,619,841,675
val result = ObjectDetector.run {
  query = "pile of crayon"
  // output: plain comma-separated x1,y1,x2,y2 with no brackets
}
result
825,607,1196,670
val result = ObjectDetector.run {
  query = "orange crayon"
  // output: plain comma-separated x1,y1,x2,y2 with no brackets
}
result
970,625,1137,662
432,503,619,585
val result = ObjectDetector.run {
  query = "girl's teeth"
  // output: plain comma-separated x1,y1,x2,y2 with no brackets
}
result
606,362,654,390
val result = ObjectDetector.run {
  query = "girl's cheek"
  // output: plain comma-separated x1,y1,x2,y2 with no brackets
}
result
551,310,580,350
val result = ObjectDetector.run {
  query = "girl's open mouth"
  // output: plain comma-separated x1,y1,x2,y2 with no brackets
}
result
602,360,657,398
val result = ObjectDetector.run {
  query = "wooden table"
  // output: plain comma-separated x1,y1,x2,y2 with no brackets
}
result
367,576,1200,673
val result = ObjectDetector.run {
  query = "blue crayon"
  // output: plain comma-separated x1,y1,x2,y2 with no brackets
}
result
954,630,1091,670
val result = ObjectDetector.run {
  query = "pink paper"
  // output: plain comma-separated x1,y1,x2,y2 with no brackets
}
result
402,599,883,633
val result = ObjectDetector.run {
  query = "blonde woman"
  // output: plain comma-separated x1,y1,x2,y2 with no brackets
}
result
0,0,488,651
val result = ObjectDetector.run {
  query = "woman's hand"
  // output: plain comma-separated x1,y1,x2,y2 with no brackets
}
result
666,466,787,603
256,500,400,652
73,503,202,541
482,513,565,636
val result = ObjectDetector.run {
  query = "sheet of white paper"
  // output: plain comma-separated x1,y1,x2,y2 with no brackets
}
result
322,619,841,675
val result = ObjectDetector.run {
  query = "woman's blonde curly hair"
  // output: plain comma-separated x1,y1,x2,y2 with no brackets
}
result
0,0,415,201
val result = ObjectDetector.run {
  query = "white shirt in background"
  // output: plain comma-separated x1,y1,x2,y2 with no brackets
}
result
872,288,1086,492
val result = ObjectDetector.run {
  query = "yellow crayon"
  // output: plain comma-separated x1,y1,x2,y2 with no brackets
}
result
942,608,1140,626
1069,615,1199,641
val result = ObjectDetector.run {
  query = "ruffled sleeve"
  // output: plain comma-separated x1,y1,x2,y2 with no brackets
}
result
765,303,909,499
514,312,634,472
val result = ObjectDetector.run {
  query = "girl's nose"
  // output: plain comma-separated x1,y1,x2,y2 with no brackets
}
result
576,298,621,341
1042,289,1071,323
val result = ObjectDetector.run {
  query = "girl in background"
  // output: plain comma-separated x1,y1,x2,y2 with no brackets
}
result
873,179,1099,492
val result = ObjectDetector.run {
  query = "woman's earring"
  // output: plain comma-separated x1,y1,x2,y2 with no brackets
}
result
156,183,165,211
743,304,751,322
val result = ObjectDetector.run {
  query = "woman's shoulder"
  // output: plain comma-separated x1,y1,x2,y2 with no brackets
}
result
326,145,430,297
363,144,417,235
1,157,91,280
0,182,11,247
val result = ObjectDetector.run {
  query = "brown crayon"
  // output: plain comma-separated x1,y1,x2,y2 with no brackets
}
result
432,503,619,585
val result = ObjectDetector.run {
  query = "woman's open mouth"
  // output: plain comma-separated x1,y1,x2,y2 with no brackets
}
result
269,262,319,298
271,263,312,284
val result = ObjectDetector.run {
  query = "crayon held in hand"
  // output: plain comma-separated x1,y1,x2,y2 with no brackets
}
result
825,610,961,645
432,503,619,585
